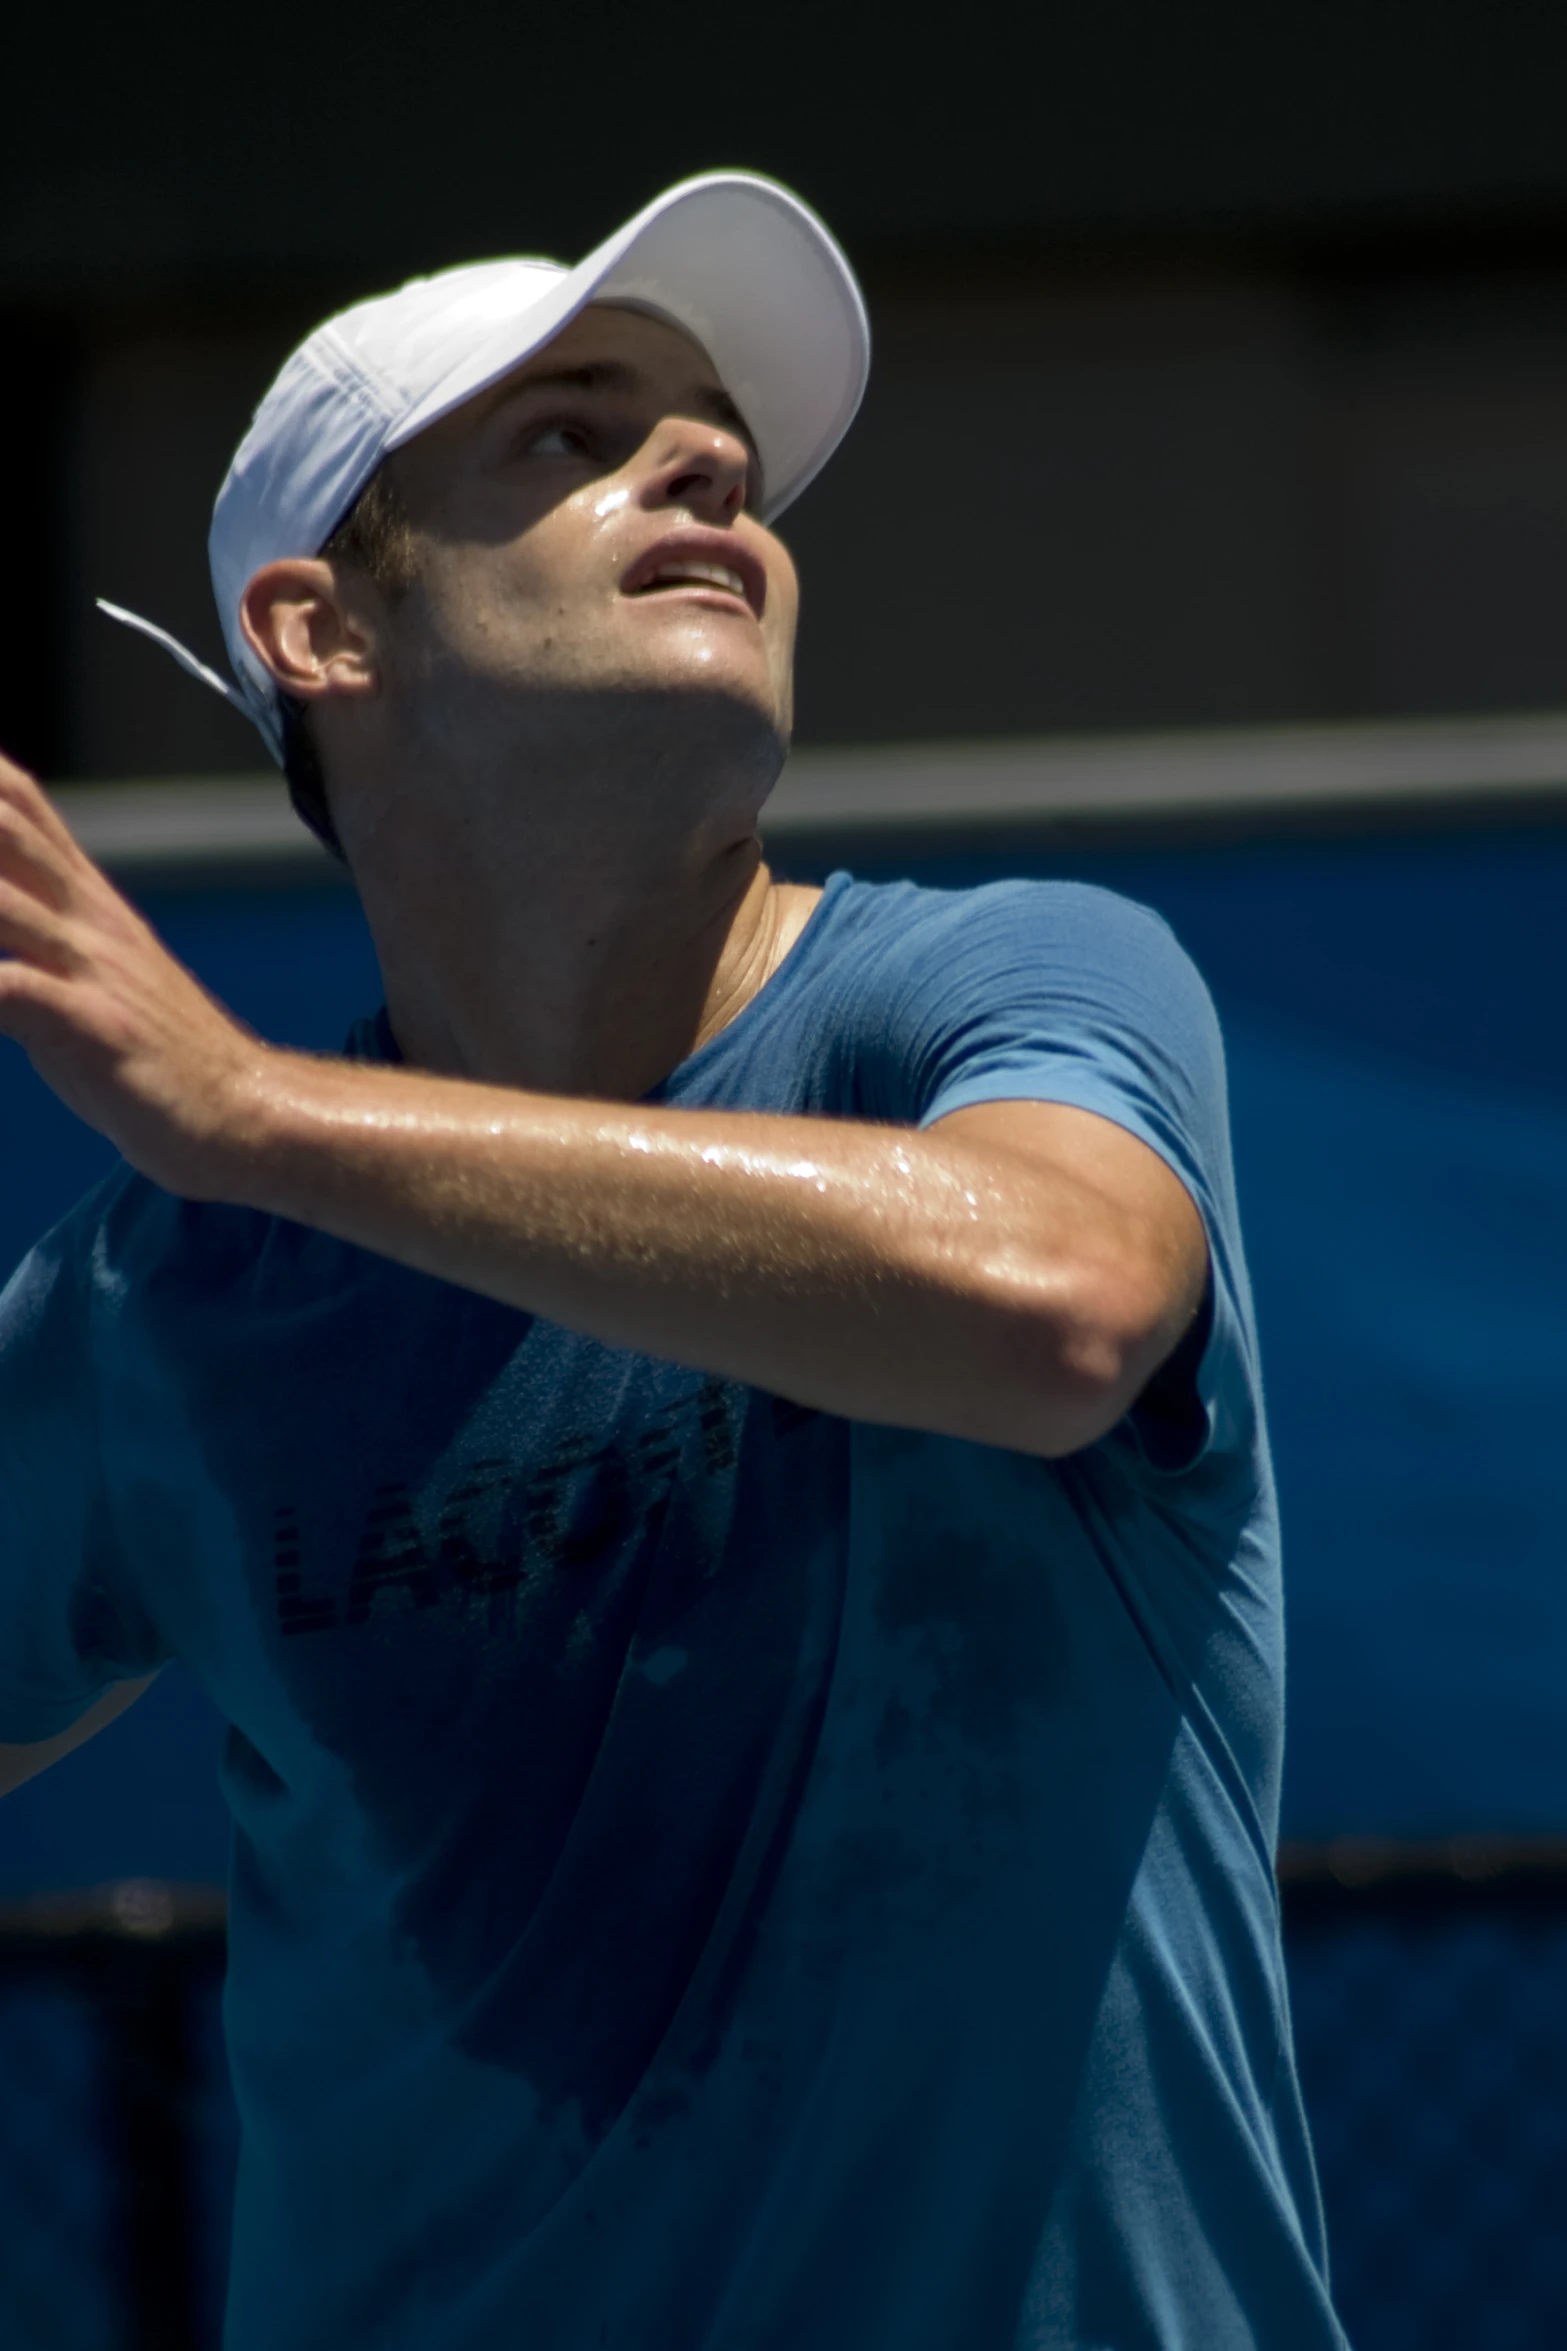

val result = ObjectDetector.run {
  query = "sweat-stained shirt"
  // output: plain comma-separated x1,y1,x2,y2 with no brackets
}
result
0,873,1347,2349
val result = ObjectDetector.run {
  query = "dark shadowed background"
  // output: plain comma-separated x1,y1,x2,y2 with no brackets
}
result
10,0,1567,777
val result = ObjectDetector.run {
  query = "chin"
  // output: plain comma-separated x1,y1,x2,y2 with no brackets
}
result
669,687,790,806
597,650,791,774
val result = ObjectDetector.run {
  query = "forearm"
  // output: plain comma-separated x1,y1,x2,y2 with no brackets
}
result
0,755,1203,1456
0,1675,157,1800
225,1055,1157,1455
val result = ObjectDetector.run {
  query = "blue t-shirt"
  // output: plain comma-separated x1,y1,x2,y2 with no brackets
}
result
0,874,1344,2350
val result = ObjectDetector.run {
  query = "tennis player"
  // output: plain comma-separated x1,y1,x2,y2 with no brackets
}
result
0,175,1346,2349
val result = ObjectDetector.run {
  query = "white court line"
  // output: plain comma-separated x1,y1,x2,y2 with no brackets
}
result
47,708,1567,876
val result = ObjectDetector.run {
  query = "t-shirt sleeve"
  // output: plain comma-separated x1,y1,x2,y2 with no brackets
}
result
851,879,1260,1472
0,1218,163,1741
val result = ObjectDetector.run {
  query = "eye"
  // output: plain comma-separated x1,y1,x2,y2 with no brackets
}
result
523,420,594,459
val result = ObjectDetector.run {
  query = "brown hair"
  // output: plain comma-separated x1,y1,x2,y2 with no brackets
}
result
279,461,415,858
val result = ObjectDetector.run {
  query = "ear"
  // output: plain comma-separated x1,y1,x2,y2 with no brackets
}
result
239,559,380,705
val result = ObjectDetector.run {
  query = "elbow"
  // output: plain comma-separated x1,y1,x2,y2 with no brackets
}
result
984,1257,1196,1460
1034,1322,1148,1458
1012,1325,1137,1460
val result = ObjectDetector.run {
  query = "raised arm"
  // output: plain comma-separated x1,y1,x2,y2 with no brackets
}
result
0,756,1206,1458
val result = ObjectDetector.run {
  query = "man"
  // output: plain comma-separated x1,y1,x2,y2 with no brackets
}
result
0,174,1345,2347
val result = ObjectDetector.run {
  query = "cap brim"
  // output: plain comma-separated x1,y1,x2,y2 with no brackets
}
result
388,172,869,520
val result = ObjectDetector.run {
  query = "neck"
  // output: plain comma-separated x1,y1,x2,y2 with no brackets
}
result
332,703,815,1099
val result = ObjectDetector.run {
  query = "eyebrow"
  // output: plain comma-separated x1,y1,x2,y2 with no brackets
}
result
485,359,758,454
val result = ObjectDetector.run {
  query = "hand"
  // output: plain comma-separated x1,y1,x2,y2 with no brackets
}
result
0,751,270,1198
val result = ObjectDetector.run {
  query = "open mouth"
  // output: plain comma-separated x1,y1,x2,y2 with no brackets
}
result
632,559,750,600
621,535,766,618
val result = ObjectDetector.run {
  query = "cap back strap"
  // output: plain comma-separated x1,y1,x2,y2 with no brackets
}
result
95,599,281,760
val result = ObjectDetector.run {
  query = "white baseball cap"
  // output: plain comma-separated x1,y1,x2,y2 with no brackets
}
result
100,171,870,763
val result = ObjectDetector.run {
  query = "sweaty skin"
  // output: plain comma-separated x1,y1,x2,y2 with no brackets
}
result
0,766,1201,1455
0,306,1207,1607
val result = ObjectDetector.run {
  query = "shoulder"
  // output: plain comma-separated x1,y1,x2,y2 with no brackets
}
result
827,872,1191,968
788,874,1219,1127
823,873,1215,1039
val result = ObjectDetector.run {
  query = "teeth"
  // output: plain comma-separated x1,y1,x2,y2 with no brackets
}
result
644,560,748,597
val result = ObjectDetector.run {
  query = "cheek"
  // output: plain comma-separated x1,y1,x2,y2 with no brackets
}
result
414,533,579,662
763,548,801,665
451,484,609,594
485,520,581,616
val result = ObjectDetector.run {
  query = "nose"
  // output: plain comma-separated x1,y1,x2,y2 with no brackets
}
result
641,415,753,522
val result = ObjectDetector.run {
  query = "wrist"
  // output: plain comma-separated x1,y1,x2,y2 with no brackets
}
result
194,1044,311,1211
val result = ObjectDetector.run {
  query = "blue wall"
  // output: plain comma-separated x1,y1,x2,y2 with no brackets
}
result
3,823,1564,1893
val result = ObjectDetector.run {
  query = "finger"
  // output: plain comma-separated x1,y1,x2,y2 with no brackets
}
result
0,753,90,866
0,958,77,1050
0,801,74,911
0,874,79,977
